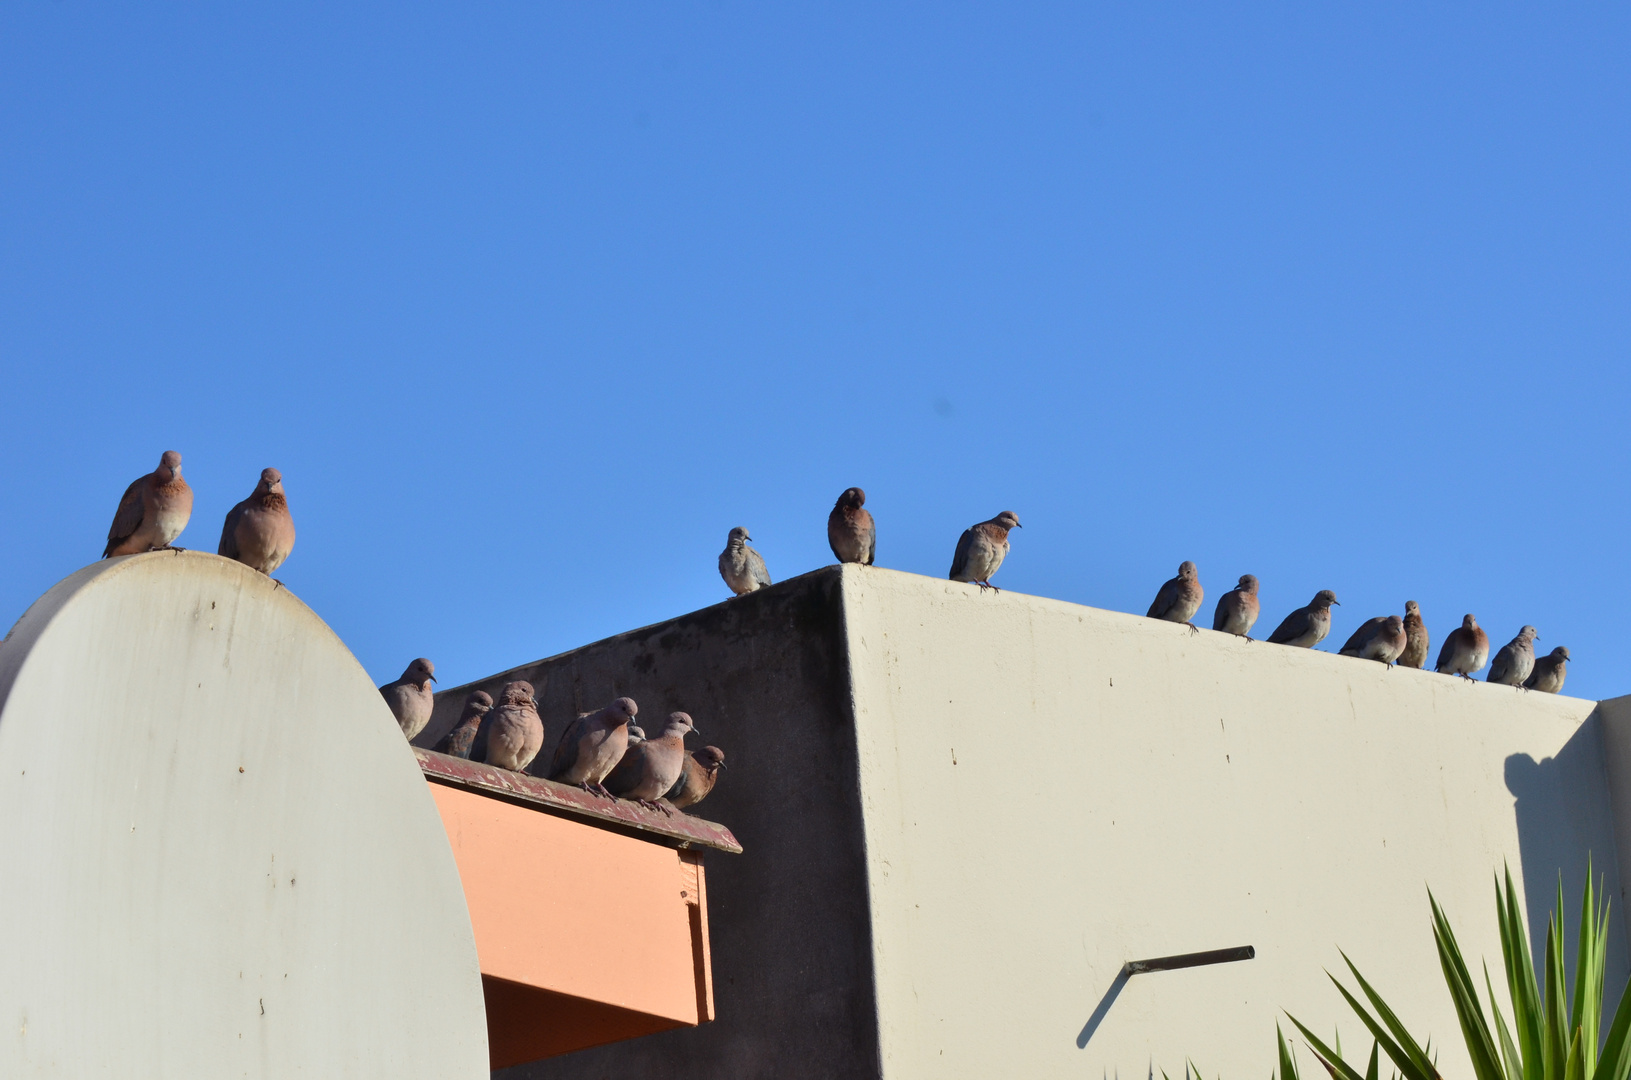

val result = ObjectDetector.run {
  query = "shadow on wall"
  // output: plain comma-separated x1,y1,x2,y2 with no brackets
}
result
1505,710,1629,1013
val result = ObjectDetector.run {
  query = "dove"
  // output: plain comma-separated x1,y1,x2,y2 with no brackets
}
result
478,681,545,773
1397,601,1430,669
664,747,726,812
604,711,696,814
828,487,876,565
719,527,772,596
1266,590,1341,648
1339,614,1409,666
626,724,646,744
103,450,193,557
1212,574,1260,638
1525,647,1571,694
379,658,437,741
1488,626,1539,688
549,697,638,797
433,691,493,759
1435,614,1491,680
1146,561,1204,632
218,467,296,575
949,511,1022,592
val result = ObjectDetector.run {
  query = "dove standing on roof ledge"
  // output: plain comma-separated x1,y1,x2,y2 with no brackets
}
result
104,450,193,557
719,527,772,596
1397,602,1430,669
949,511,1021,592
1488,626,1539,688
828,487,876,565
218,467,296,575
479,681,544,773
549,697,638,797
380,658,436,741
1267,590,1341,648
1339,615,1409,666
434,691,493,759
1525,647,1570,694
1435,615,1490,680
1147,561,1204,633
665,747,726,811
1212,575,1260,638
604,711,696,814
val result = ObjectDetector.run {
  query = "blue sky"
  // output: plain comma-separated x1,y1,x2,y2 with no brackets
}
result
2,4,1627,698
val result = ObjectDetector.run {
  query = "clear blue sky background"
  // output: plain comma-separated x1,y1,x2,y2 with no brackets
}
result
2,5,1626,698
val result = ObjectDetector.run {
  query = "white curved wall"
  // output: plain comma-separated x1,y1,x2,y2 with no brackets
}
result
0,551,487,1078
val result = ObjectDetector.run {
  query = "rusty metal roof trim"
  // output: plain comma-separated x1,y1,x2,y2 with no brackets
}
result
415,748,743,855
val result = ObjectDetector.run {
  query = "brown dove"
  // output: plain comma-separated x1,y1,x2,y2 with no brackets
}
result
478,681,544,773
218,467,296,574
433,691,493,759
604,711,696,814
664,747,725,811
1212,574,1260,638
1488,626,1539,687
1397,601,1430,669
1146,560,1204,632
828,487,876,565
379,658,436,741
719,527,772,596
1339,615,1409,666
1524,647,1570,693
949,511,1021,592
104,450,193,557
548,697,638,797
1435,614,1490,679
1266,590,1340,648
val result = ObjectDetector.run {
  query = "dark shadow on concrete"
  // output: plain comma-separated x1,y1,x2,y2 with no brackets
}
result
1505,710,1629,1015
1077,969,1130,1049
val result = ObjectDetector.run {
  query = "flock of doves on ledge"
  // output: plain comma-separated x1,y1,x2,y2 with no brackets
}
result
97,454,1575,820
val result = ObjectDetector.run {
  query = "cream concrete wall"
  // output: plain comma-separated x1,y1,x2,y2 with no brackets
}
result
840,565,1622,1080
0,552,487,1078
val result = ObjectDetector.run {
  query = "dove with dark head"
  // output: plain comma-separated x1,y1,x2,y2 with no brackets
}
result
218,467,296,575
1267,590,1341,648
1397,601,1430,669
549,697,638,797
1488,626,1539,688
1525,647,1571,694
719,527,772,596
434,690,493,759
478,681,544,773
664,746,726,812
949,511,1021,592
1339,615,1409,666
380,658,437,741
828,487,876,565
604,711,696,814
1435,615,1490,680
1147,561,1204,632
104,450,193,558
1212,575,1260,638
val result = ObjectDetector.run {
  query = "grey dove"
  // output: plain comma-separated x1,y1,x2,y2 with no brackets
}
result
1524,647,1570,694
1147,560,1204,631
433,691,492,759
218,467,296,575
1339,614,1409,666
1488,626,1539,688
104,450,193,557
1266,590,1341,648
1435,614,1491,679
719,527,772,596
626,724,646,744
949,511,1021,592
549,697,638,797
1212,574,1260,638
828,487,876,565
379,658,436,741
604,711,696,814
664,746,725,811
478,681,544,773
1397,601,1430,669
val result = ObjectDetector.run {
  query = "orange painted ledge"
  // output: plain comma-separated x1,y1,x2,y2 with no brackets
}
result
418,750,737,1070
